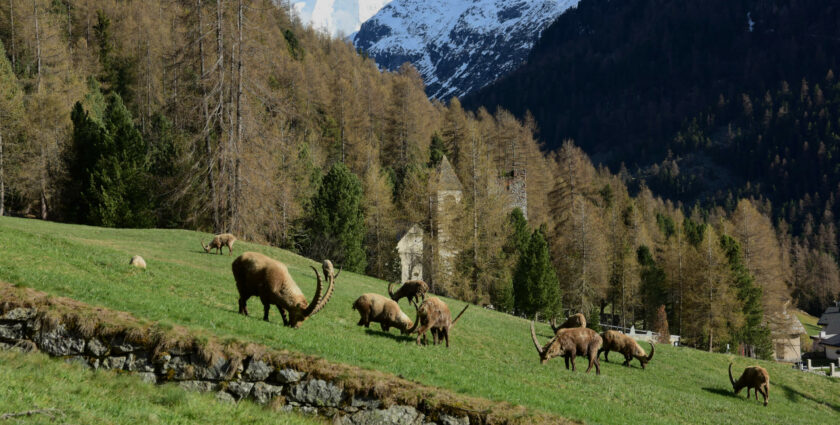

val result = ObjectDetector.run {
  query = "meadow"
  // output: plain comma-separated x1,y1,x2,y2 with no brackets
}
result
0,217,837,424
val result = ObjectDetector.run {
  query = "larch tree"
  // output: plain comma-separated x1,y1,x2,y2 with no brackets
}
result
0,40,24,217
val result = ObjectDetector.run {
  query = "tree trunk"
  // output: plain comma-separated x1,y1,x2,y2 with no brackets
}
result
0,131,4,216
40,146,47,220
9,0,16,68
197,0,219,231
33,0,41,94
234,0,243,233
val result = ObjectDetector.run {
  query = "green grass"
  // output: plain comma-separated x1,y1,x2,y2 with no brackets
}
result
0,349,322,424
0,217,838,424
794,309,822,337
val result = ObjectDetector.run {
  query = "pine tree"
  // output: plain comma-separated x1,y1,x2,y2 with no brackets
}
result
307,162,367,273
638,245,667,328
0,40,24,217
514,226,561,318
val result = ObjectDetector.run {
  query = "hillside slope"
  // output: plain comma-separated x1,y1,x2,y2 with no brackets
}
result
0,217,837,424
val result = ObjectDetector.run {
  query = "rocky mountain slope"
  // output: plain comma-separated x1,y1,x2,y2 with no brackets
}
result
293,0,391,37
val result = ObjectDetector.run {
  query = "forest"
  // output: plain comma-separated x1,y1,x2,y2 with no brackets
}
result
0,0,836,358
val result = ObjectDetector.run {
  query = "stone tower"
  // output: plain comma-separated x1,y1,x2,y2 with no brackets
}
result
430,155,463,283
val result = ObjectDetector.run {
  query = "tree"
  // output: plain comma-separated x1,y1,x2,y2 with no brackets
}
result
514,226,561,318
307,162,367,273
637,245,667,328
652,305,670,344
363,164,399,281
0,40,24,216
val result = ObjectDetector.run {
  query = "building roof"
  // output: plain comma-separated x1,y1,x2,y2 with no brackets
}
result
821,334,840,347
817,303,840,335
433,155,462,192
767,305,807,338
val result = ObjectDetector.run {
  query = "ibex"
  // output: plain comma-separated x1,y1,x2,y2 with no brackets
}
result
729,363,770,406
353,293,416,334
388,280,428,307
413,297,468,347
598,330,655,369
202,233,237,256
550,313,586,333
232,252,338,328
530,320,602,374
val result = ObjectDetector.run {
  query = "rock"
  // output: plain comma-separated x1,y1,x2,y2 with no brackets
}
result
125,352,155,372
244,359,274,381
101,356,127,370
226,381,254,399
1,308,36,322
440,414,470,425
216,391,236,404
129,256,147,269
138,372,157,384
350,396,382,410
65,356,92,369
35,325,85,356
0,322,25,341
161,356,194,380
252,382,284,404
289,379,343,408
274,368,303,384
179,381,218,393
108,336,139,354
194,356,239,381
86,338,109,357
299,406,318,415
338,406,425,425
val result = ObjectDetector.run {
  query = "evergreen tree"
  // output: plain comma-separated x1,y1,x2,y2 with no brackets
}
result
638,245,667,327
67,91,155,228
0,40,24,217
307,163,367,273
514,226,561,318
494,208,529,312
428,132,447,168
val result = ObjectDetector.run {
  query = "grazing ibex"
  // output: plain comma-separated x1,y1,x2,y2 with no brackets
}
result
413,297,468,347
530,320,602,374
388,280,428,307
550,313,586,333
202,233,237,256
232,252,338,328
729,363,770,406
598,330,655,369
353,293,416,334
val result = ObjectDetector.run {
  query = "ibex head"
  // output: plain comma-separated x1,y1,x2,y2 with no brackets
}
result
289,260,339,328
531,320,563,364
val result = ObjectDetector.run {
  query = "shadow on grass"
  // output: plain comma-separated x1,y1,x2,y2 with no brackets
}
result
363,328,415,343
702,387,738,399
780,384,840,412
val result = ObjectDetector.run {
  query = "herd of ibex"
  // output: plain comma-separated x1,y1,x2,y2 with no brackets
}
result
206,233,771,406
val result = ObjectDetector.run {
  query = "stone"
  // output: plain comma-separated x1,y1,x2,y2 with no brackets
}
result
0,322,25,341
216,391,236,404
275,368,303,384
108,336,139,354
194,356,238,381
65,356,92,369
252,382,284,404
129,255,147,269
138,372,157,384
440,414,469,425
2,308,37,322
289,379,343,408
160,355,194,380
86,338,109,357
338,406,425,425
35,325,85,356
101,356,127,370
179,381,218,393
125,352,155,372
226,381,254,399
244,359,274,381
350,396,382,410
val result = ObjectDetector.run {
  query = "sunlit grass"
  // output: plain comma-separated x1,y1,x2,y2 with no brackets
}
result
0,217,838,424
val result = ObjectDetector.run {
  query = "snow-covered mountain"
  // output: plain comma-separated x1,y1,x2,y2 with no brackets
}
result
293,0,391,38
353,0,580,99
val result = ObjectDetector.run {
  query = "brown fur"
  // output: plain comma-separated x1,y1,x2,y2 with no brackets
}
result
232,252,337,328
550,313,586,333
729,363,770,406
202,233,237,255
353,293,415,334
388,280,429,307
598,330,655,369
531,321,602,374
412,297,469,347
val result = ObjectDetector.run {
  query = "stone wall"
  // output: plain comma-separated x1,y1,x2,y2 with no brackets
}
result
0,306,471,425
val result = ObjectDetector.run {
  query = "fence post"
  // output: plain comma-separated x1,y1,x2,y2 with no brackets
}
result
831,363,836,377
807,359,812,370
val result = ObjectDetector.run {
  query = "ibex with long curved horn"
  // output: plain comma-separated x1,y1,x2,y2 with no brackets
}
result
353,293,415,334
530,320,602,374
232,252,338,328
598,330,655,369
729,363,770,406
202,233,237,256
388,280,428,307
550,313,586,333
412,297,468,347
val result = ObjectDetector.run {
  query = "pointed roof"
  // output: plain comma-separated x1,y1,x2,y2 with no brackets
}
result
434,155,462,191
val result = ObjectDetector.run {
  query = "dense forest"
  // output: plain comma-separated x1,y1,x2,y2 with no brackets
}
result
0,0,835,357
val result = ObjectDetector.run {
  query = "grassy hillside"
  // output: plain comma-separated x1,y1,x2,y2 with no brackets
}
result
0,217,837,424
0,350,322,424
794,309,821,337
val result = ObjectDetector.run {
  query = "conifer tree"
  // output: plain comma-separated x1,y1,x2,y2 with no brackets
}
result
514,226,561,318
0,40,24,217
720,234,772,359
307,162,367,273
